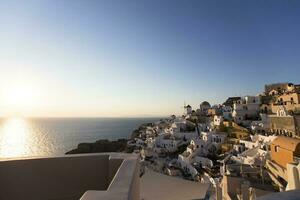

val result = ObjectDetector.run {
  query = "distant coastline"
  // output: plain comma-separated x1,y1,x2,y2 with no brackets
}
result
0,117,160,158
66,122,155,154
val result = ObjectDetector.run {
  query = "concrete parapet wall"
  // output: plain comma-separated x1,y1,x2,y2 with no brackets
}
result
0,153,139,200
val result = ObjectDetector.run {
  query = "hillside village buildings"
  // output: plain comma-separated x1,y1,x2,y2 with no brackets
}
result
262,83,300,114
128,82,300,200
4,82,298,200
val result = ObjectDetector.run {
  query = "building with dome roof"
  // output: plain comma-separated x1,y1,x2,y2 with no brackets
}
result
200,101,211,113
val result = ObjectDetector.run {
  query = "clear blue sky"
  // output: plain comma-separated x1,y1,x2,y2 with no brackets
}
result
0,0,300,117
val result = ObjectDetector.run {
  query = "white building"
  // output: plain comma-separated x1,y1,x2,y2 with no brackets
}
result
171,118,187,133
213,115,223,126
173,130,198,141
176,131,227,178
185,105,192,115
232,146,267,166
153,135,179,153
233,144,245,154
145,137,155,148
200,131,226,149
232,96,261,124
188,138,206,155
197,123,210,132
194,156,213,168
145,127,155,135
177,138,205,178
177,154,199,178
222,105,233,120
239,134,277,150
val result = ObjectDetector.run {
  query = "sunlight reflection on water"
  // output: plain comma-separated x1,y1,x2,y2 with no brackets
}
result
0,118,32,158
0,117,159,159
0,117,57,159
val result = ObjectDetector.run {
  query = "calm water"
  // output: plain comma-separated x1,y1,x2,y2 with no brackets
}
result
0,117,160,158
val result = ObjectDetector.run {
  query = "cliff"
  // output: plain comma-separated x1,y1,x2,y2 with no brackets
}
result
66,139,134,154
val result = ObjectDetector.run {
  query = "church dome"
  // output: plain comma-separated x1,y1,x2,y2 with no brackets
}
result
200,101,211,107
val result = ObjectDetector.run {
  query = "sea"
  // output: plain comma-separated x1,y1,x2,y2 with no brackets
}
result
0,117,160,159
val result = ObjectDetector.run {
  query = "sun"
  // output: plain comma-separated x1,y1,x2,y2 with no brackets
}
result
0,77,44,117
2,84,36,108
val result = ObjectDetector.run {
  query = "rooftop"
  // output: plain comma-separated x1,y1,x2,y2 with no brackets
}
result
272,136,300,152
141,169,209,200
200,101,211,106
257,189,300,200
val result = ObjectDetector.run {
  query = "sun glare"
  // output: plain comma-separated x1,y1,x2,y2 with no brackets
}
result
0,82,40,116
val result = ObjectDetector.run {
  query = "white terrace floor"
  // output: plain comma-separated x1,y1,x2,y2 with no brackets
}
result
141,169,210,200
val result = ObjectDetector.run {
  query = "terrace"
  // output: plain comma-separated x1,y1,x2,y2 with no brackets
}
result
0,153,139,200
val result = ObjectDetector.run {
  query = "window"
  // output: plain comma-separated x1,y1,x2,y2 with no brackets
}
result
275,146,279,152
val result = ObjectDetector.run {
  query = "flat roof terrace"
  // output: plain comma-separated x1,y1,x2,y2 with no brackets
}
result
0,153,139,200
